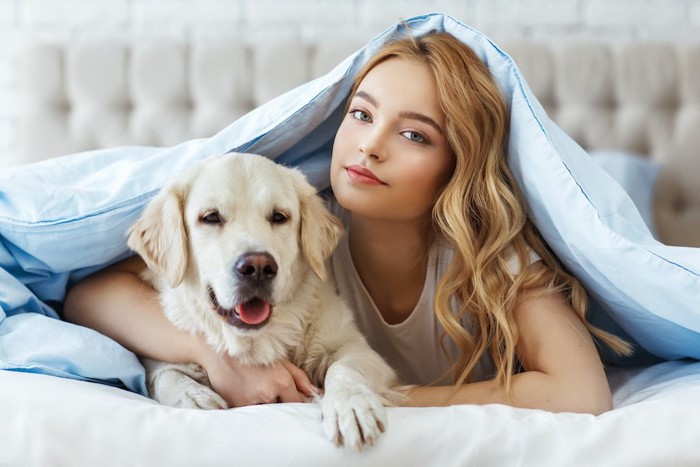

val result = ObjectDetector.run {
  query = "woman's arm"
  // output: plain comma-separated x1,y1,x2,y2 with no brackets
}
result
402,286,613,415
63,256,318,406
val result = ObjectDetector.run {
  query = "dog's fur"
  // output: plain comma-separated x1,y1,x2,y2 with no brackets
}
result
127,152,399,450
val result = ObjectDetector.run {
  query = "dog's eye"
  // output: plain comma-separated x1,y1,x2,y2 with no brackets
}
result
270,210,289,225
199,211,224,225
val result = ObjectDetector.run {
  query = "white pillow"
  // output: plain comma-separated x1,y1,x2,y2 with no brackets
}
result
591,150,661,237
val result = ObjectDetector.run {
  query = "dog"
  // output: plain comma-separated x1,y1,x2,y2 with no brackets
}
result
127,152,399,450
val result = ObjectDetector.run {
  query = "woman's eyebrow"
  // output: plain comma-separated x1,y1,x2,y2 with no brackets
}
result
354,90,378,107
353,90,444,135
399,111,444,135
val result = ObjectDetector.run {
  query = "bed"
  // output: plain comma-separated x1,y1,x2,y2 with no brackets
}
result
2,13,700,466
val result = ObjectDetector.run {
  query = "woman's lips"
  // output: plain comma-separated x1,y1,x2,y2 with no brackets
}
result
345,165,386,185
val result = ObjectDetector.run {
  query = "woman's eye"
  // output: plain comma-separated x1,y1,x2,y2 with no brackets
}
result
199,211,223,225
350,109,371,122
402,131,427,144
270,211,289,225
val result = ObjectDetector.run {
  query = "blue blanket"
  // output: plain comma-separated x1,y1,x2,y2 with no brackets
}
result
1,14,698,394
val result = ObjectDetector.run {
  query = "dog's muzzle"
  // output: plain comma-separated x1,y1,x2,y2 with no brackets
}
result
207,251,278,331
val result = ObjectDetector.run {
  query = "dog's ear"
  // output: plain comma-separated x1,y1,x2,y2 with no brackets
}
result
292,172,344,281
300,194,344,281
127,183,189,288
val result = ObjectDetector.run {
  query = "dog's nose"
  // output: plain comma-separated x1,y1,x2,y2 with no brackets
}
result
235,252,278,282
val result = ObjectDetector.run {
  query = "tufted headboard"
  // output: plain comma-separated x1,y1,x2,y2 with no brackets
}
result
19,38,367,159
18,38,700,247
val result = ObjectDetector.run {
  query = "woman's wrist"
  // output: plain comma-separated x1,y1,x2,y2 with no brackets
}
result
188,332,218,369
189,333,244,378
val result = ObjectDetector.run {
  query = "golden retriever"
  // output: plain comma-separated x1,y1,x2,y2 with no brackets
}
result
127,152,398,450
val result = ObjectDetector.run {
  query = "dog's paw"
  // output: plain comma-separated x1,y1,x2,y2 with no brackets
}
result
171,384,228,410
320,383,388,451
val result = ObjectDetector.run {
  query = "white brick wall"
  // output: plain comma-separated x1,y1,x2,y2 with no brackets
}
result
3,0,700,167
358,0,469,28
478,0,579,28
21,0,129,26
584,0,685,27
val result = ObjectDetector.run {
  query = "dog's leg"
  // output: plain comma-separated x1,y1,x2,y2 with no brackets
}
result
296,284,400,450
143,358,227,410
319,340,400,451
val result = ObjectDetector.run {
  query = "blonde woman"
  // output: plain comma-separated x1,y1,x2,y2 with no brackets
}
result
64,32,629,413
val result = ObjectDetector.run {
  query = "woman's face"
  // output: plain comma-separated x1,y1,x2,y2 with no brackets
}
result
330,56,455,223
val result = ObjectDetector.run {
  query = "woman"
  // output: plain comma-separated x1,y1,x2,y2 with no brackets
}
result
64,32,629,413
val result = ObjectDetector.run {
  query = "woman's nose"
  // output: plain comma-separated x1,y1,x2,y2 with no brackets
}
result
359,127,387,161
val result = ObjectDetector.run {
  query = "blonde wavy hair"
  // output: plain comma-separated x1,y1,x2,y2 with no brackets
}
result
347,32,631,391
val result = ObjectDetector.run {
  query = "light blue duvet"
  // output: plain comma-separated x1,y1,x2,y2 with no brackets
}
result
1,14,698,395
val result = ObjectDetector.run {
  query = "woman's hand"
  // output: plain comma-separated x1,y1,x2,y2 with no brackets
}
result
197,345,321,407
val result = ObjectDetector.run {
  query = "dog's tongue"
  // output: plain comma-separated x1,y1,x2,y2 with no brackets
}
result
235,298,271,325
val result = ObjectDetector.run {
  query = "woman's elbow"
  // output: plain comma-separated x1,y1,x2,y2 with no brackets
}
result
63,276,99,324
573,397,612,416
63,256,145,324
564,384,613,416
534,371,614,415
588,392,614,416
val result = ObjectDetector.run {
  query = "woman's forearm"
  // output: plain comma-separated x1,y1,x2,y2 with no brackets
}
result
63,264,204,365
403,371,612,415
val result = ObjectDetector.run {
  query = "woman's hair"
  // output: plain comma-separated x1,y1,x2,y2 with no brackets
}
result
347,32,631,391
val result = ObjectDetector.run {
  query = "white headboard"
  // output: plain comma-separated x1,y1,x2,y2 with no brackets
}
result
19,38,366,160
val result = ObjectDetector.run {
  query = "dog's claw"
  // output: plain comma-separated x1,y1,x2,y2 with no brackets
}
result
321,384,388,451
377,420,385,433
335,431,343,448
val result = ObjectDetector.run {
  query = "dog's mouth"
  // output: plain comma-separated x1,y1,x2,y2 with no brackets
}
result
208,286,272,330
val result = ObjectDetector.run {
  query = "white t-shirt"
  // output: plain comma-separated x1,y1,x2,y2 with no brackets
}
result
327,200,540,386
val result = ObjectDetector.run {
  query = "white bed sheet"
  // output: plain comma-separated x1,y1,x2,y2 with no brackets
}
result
2,360,699,467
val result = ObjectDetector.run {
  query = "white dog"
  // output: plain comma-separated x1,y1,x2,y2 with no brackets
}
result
127,152,399,450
